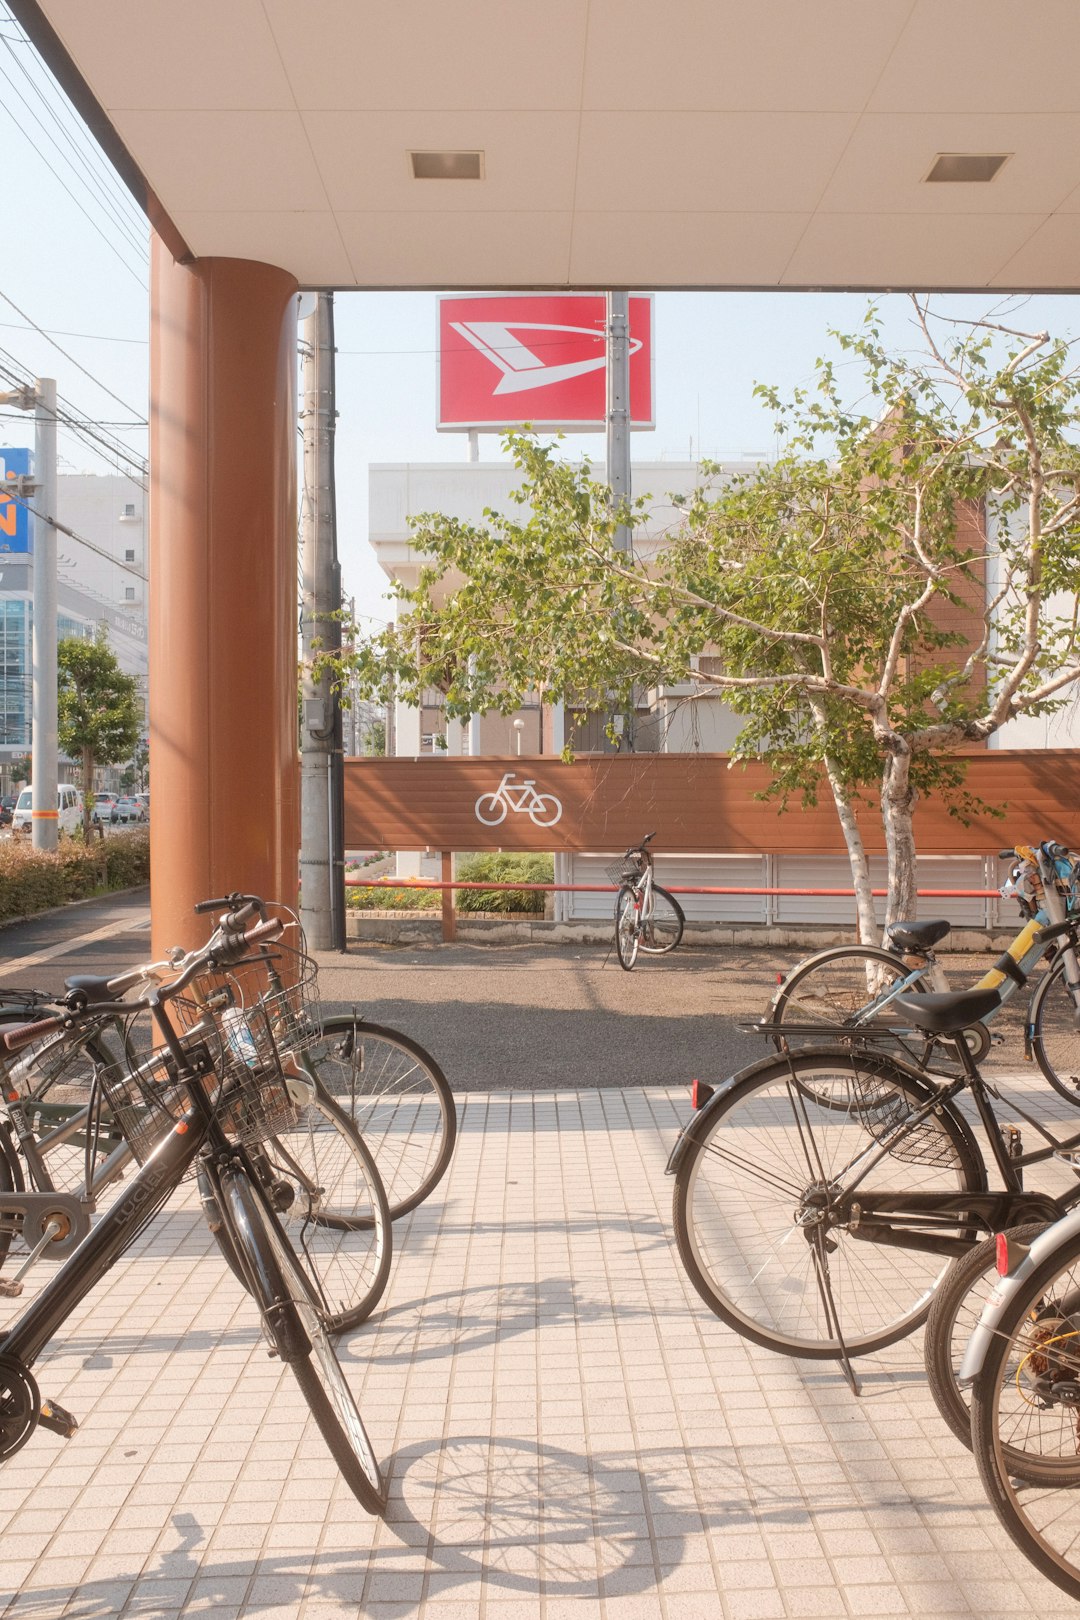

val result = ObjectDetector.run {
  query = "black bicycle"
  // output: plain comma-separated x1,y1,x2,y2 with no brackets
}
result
608,833,685,972
0,905,386,1512
669,921,1080,1386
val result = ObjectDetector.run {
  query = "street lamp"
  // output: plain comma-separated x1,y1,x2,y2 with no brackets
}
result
512,717,525,757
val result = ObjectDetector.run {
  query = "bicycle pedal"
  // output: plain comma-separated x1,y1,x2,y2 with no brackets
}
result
0,1278,23,1298
38,1398,78,1438
990,1033,1006,1046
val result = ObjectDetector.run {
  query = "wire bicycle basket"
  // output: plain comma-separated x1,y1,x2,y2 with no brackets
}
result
605,856,645,887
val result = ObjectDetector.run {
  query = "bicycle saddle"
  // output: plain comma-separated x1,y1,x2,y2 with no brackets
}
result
894,987,1001,1034
885,918,951,952
64,974,125,1004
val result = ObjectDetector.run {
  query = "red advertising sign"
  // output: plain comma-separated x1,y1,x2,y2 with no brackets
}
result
438,294,654,432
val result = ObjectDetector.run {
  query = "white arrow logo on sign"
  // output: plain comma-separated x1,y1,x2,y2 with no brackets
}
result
450,320,643,396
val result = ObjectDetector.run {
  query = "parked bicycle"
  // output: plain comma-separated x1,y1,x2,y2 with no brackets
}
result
0,897,456,1290
767,840,1080,1097
668,926,1080,1384
948,1204,1080,1601
0,901,393,1333
608,832,685,972
0,904,387,1511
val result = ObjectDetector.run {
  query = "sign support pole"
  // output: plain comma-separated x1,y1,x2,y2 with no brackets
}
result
605,292,632,555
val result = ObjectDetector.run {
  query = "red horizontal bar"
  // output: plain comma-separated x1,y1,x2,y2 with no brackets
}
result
344,878,1000,898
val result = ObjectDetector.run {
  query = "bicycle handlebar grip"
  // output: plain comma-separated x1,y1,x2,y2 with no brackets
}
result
0,1015,65,1054
1044,841,1071,861
222,900,260,931
194,895,236,915
214,916,283,964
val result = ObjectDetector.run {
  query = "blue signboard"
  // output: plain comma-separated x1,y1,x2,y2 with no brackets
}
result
0,447,30,554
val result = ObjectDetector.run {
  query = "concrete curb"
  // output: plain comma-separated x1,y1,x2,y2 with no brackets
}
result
345,911,1013,951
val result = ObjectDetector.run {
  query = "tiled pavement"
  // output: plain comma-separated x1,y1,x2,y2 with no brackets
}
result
1,1085,1079,1620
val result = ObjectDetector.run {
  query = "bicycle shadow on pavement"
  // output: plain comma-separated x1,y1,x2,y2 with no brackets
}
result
7,1434,1002,1618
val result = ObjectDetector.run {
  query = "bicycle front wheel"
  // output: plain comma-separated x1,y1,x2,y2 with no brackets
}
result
639,886,684,955
614,886,639,971
672,1049,984,1358
300,1017,456,1220
224,1167,386,1513
1030,955,1080,1106
255,1086,392,1332
971,1229,1080,1600
924,1221,1049,1454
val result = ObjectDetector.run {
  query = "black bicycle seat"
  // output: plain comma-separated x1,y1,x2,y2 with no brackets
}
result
894,988,1001,1035
885,919,951,952
64,974,124,1003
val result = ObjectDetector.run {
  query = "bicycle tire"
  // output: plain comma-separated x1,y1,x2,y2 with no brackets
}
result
971,1228,1080,1599
924,1221,1048,1455
614,886,639,972
672,1048,985,1359
0,1129,22,1269
638,885,684,955
1029,954,1080,1106
221,1165,386,1513
0,1014,121,1214
768,945,932,1051
246,1085,392,1333
300,1016,456,1221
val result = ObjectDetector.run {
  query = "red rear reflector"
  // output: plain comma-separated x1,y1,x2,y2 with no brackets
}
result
691,1080,714,1110
996,1232,1010,1275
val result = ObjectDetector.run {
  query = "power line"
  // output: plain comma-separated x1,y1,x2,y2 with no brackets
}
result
0,480,147,580
0,319,146,346
0,39,150,263
0,292,146,421
0,351,147,481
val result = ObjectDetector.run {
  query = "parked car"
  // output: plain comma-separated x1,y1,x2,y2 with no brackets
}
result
113,796,141,824
0,795,16,828
91,792,119,825
134,792,150,819
12,784,83,837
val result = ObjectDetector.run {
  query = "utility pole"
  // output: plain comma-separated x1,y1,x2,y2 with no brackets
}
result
0,380,58,849
300,297,345,950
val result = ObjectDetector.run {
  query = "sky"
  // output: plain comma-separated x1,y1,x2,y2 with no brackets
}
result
6,4,1080,632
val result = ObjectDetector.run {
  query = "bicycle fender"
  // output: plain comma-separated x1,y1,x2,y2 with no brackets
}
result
958,1204,1080,1388
218,1168,312,1363
663,1046,836,1176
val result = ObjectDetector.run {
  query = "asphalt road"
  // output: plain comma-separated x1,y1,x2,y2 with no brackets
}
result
0,889,1031,1094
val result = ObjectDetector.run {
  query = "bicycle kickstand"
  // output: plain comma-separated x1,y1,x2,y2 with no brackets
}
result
810,1229,862,1397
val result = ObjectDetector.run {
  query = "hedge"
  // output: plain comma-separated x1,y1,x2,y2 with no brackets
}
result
454,853,553,914
0,830,150,922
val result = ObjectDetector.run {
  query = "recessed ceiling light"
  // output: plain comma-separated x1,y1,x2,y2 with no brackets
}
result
410,150,484,180
925,152,1010,183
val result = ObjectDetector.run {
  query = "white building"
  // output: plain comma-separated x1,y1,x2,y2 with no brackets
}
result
0,466,147,778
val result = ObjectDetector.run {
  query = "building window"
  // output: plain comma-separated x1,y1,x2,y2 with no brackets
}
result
124,587,135,601
124,549,135,563
123,503,135,517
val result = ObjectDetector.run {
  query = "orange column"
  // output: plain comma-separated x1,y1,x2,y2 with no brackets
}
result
149,240,299,954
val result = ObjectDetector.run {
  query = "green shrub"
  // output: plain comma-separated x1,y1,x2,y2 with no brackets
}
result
455,852,553,914
0,830,149,922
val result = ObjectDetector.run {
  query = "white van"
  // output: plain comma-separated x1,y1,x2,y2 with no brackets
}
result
12,784,83,838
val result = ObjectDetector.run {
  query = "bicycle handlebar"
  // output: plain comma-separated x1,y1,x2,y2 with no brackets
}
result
0,1014,67,1055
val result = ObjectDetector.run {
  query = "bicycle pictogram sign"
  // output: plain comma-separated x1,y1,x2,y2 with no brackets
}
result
474,773,562,828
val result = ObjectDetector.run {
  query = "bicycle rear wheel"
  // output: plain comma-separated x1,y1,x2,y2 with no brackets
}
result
300,1017,456,1220
971,1229,1080,1600
252,1086,392,1332
639,886,684,955
222,1166,386,1513
672,1049,984,1358
615,886,639,971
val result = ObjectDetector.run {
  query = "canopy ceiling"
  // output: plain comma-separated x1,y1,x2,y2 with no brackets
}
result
17,0,1080,291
